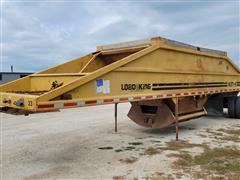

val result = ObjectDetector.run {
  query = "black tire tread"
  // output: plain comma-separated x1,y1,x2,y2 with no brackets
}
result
235,97,240,119
228,97,236,118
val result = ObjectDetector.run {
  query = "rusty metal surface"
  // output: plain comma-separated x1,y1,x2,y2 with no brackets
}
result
166,96,208,115
128,96,209,129
127,100,175,128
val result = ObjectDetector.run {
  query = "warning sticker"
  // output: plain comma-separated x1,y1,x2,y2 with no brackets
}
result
96,79,110,94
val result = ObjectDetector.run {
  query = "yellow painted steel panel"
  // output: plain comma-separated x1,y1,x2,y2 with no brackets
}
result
0,36,239,112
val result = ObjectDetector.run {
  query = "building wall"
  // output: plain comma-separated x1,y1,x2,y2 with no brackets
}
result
0,73,31,84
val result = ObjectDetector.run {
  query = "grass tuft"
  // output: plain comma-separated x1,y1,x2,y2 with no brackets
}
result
119,156,138,164
207,128,240,143
124,146,135,151
115,149,123,153
173,147,240,175
98,147,113,150
128,142,143,146
159,140,209,151
113,176,125,180
144,147,160,156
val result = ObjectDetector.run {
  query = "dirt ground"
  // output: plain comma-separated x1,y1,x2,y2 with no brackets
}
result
1,103,239,180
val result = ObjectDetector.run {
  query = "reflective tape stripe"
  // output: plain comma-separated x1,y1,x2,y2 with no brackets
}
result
152,95,157,99
85,100,97,104
97,99,104,104
54,103,64,109
146,96,152,99
77,101,85,106
128,97,134,101
37,88,240,109
133,96,141,100
104,99,114,103
64,102,77,107
38,104,54,108
120,97,128,101
114,98,120,103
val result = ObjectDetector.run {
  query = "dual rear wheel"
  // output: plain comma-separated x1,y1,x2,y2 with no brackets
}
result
228,96,240,118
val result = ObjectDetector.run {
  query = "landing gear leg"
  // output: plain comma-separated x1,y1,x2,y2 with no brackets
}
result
175,98,179,141
114,103,118,132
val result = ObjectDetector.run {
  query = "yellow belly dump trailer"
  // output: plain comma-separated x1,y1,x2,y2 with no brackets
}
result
0,37,240,131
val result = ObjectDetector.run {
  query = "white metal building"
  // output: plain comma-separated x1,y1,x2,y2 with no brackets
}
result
0,72,32,85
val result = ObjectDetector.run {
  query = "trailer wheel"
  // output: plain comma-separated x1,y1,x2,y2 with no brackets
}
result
228,97,236,118
235,97,240,119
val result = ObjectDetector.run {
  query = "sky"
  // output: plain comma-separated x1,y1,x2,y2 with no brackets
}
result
1,0,240,72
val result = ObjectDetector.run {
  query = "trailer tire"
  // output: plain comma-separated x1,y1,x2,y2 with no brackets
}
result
235,97,240,119
228,97,236,118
